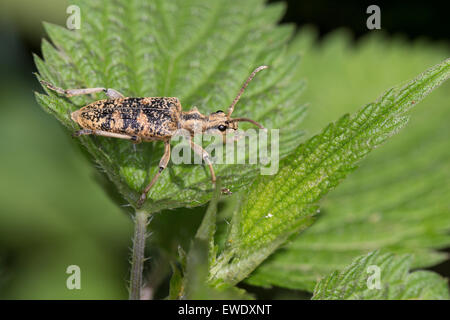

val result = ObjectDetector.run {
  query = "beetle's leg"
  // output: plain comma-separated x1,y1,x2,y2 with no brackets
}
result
40,80,124,99
189,141,232,194
130,135,143,144
73,129,141,142
104,89,124,99
190,141,216,185
138,141,171,207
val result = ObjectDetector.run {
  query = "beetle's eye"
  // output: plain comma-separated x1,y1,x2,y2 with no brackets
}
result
218,125,227,131
215,110,224,114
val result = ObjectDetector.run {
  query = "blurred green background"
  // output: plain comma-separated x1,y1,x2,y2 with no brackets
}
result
0,0,133,299
0,0,448,299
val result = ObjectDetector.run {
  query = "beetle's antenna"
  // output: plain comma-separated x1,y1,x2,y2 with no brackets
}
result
227,65,268,117
228,117,265,129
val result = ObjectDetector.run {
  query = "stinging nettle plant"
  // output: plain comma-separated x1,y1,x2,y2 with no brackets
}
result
35,0,450,299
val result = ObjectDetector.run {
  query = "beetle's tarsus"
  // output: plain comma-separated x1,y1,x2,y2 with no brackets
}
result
221,187,232,195
131,135,142,144
73,129,92,138
72,130,83,137
137,193,147,207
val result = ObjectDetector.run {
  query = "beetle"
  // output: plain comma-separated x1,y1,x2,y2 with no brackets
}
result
40,65,267,207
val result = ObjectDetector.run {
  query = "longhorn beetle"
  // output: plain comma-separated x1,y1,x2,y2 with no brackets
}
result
40,66,268,207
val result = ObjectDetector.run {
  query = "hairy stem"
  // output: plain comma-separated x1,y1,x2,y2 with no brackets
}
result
129,210,150,300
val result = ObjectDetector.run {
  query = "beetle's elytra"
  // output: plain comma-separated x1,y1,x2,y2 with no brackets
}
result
71,97,182,141
40,66,268,207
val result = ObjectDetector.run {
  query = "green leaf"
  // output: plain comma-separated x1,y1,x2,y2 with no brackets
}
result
246,31,450,292
195,179,222,268
312,251,450,300
168,182,252,299
168,261,184,300
209,57,450,288
184,238,253,300
34,0,306,213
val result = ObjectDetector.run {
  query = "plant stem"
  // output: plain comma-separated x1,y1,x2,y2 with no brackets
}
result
129,210,150,300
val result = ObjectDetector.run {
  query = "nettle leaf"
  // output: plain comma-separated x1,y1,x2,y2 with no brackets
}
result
246,32,450,292
248,115,450,291
184,239,253,300
312,251,450,300
34,0,306,213
194,179,222,268
168,181,253,299
209,58,450,287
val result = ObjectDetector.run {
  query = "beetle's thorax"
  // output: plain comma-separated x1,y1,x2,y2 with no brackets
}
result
179,108,208,133
179,108,238,135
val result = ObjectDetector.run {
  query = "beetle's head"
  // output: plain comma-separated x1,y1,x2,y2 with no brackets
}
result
205,109,264,136
206,110,238,135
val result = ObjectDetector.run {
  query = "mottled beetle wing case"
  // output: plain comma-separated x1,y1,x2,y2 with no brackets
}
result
72,97,182,140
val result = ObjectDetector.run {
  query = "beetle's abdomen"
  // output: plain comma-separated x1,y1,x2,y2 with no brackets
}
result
72,97,181,140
